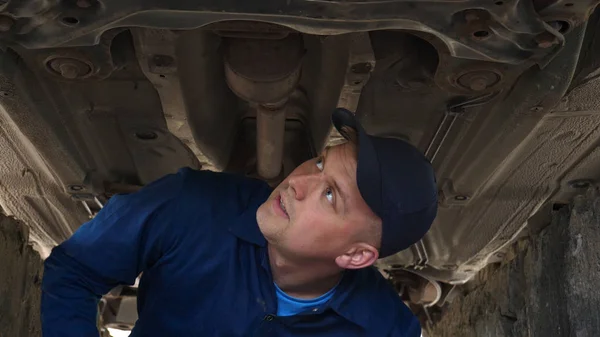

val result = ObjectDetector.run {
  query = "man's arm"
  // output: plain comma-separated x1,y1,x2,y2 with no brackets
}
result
41,169,187,337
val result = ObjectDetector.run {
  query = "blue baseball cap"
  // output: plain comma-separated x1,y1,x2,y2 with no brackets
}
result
332,108,438,258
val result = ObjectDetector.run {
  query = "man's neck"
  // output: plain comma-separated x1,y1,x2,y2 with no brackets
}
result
267,245,343,299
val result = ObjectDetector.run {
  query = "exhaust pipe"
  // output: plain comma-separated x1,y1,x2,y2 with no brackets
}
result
256,104,287,179
223,34,304,179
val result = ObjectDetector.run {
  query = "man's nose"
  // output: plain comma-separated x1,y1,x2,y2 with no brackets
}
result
288,173,321,200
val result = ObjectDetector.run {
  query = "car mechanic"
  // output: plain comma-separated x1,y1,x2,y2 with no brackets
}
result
41,108,438,336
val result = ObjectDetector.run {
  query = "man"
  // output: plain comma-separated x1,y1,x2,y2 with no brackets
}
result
42,108,438,336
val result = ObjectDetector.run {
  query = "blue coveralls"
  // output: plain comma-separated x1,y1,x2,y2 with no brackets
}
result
42,168,421,337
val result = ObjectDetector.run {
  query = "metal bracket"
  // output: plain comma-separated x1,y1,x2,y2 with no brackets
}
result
70,194,104,218
328,32,375,147
425,91,501,163
337,32,375,113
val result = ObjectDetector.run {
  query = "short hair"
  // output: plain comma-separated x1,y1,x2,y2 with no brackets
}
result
340,125,358,145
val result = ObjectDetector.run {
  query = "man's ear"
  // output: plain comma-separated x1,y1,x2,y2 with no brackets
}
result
335,243,379,269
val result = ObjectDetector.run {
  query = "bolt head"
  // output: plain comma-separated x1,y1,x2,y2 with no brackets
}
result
47,57,92,79
59,63,80,79
469,78,488,91
457,70,501,92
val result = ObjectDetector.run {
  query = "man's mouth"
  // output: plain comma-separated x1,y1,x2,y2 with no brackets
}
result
275,194,289,219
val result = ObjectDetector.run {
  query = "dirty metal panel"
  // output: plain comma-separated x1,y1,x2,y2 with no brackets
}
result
0,0,599,288
2,0,596,68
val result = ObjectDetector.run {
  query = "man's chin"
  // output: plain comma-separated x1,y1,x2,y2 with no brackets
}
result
257,216,289,243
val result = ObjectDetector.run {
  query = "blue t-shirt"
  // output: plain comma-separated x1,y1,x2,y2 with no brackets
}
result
275,282,337,316
41,168,422,337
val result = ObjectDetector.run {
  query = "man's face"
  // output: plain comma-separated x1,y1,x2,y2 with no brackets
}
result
256,142,380,263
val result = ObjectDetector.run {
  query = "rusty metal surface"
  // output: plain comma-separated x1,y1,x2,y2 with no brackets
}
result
0,0,597,69
131,28,209,169
336,33,375,113
175,30,240,170
224,35,303,179
223,35,304,104
0,1,599,289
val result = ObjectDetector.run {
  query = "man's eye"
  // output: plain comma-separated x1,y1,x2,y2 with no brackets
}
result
325,187,334,204
316,157,324,171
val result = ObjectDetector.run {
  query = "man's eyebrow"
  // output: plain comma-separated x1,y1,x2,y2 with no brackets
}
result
323,147,348,214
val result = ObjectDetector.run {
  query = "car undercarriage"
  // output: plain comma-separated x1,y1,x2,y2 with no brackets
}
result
2,0,600,326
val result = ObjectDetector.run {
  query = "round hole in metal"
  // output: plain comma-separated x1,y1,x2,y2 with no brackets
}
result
473,30,490,38
134,131,158,141
61,17,80,26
